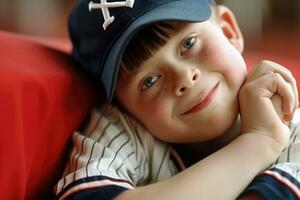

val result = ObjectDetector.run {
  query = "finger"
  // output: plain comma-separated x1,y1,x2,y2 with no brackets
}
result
246,72,294,115
248,60,298,111
270,73,295,115
246,60,278,81
270,64,298,112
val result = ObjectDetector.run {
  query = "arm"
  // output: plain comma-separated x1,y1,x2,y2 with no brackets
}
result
116,133,282,200
238,61,299,200
58,117,283,200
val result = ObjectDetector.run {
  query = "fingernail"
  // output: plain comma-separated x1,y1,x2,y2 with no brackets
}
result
283,114,291,122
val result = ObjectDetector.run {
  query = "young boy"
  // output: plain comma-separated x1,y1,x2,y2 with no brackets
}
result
55,0,300,199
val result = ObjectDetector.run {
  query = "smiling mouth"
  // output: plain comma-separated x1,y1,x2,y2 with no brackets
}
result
183,82,220,115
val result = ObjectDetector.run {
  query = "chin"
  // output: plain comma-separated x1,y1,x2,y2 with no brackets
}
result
205,108,239,141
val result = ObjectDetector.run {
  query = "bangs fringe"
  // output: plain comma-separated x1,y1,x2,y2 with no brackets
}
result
120,22,180,75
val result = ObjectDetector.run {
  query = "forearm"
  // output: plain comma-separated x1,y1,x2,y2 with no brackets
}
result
116,133,282,200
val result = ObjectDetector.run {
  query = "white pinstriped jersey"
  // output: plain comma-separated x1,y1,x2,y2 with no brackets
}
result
55,106,300,200
55,105,183,199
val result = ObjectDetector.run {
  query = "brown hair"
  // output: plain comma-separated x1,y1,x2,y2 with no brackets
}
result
120,21,182,75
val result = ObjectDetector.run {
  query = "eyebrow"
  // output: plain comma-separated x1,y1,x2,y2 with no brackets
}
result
121,67,141,81
122,52,158,79
119,67,142,90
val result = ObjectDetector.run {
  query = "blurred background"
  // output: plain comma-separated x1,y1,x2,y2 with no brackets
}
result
0,0,299,57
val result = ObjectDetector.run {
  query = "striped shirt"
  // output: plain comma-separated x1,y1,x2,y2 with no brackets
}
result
55,105,183,200
55,106,300,200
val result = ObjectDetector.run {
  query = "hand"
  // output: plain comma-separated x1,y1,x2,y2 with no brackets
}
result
239,60,298,148
246,60,298,120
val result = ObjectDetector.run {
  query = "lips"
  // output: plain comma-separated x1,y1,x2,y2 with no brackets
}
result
183,82,220,115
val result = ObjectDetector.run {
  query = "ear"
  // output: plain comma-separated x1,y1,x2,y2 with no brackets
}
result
215,5,244,53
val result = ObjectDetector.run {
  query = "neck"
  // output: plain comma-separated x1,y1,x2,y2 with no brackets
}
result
174,115,241,166
206,115,241,149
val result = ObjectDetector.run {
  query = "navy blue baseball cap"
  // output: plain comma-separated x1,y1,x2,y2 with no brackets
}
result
69,0,213,102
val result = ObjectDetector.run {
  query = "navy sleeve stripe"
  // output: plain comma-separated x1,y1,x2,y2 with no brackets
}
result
242,168,300,200
57,176,135,200
262,168,300,198
267,167,300,189
63,184,129,200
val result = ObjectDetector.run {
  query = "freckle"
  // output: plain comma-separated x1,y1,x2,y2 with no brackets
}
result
164,87,169,95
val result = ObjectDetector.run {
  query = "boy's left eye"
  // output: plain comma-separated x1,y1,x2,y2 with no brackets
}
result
141,74,161,91
181,36,197,55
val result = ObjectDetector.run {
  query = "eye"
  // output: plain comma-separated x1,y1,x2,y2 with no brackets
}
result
141,74,161,91
181,36,197,55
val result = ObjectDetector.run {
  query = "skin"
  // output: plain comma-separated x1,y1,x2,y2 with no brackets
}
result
115,5,298,200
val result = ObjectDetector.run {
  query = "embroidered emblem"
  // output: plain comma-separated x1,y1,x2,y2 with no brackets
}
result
89,0,135,30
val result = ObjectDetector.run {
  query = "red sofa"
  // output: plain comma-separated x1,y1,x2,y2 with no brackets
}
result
0,30,299,200
0,31,97,200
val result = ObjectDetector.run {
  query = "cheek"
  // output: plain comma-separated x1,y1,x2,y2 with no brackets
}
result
137,100,175,139
140,99,170,124
206,40,247,89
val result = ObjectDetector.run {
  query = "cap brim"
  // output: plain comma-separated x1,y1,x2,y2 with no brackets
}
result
101,0,211,101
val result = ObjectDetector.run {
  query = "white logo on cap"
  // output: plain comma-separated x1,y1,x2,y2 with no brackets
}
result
89,0,135,30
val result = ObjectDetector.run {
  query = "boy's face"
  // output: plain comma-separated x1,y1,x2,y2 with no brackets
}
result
116,7,247,143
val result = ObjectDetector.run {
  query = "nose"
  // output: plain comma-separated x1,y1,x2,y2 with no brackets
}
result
173,67,201,96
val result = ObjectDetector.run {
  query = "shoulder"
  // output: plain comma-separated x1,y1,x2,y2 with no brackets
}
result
54,104,179,198
82,104,158,149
